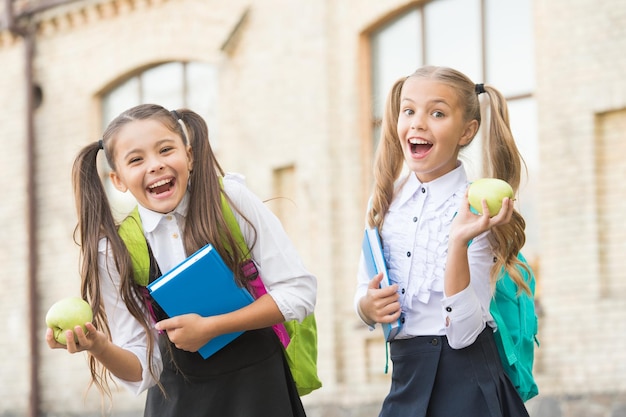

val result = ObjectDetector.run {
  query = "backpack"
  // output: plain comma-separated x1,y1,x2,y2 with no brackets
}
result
489,253,539,402
117,184,322,396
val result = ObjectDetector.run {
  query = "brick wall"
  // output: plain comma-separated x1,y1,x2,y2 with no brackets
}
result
2,0,626,415
534,0,626,398
0,34,31,414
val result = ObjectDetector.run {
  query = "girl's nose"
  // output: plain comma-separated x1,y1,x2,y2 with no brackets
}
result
410,113,425,130
148,158,165,173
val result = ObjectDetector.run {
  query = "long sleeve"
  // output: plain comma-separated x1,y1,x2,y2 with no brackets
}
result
223,173,317,322
97,238,163,395
440,232,495,348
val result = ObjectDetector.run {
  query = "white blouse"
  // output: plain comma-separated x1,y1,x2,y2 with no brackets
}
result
355,163,495,349
98,173,317,394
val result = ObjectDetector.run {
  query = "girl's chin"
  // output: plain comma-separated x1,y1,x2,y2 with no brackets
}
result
144,203,176,214
143,192,182,213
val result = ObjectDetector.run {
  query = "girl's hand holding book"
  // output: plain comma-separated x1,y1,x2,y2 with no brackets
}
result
155,313,216,353
358,273,401,325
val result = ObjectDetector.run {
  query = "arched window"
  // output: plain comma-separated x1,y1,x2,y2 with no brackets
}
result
368,0,538,261
99,61,218,219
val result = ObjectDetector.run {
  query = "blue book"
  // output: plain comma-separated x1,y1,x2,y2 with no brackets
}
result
362,228,402,341
147,243,254,359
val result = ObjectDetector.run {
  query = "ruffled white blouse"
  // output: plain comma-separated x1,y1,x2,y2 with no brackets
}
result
355,163,496,349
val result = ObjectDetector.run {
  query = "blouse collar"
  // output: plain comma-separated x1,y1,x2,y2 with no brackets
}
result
137,192,189,233
394,162,468,209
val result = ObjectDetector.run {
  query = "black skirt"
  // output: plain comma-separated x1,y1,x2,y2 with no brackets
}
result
379,327,529,417
144,327,306,417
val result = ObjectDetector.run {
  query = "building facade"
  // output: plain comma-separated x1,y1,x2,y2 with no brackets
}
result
1,0,625,416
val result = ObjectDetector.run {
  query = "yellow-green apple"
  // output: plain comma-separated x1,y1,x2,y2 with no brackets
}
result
467,178,514,217
45,297,93,345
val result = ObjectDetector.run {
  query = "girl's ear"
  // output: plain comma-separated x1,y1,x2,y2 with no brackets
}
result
109,171,128,193
186,145,194,172
459,119,479,146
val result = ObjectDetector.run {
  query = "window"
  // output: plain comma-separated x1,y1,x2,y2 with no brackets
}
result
370,9,421,151
99,61,218,219
368,0,538,259
595,109,626,298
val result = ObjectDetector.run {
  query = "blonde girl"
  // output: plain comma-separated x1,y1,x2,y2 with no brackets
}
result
355,66,530,417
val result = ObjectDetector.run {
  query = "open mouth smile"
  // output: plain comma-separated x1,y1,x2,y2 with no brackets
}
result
409,138,433,156
148,178,175,195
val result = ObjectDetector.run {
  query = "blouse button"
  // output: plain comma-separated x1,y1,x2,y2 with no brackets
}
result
400,317,406,324
445,306,452,312
406,251,411,257
166,215,173,221
172,233,179,239
413,216,418,222
401,288,406,294
421,187,426,193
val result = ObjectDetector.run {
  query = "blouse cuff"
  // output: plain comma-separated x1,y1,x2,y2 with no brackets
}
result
440,286,485,349
441,285,480,321
112,346,161,396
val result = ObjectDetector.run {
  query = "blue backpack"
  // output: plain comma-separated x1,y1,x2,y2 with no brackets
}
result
490,253,539,402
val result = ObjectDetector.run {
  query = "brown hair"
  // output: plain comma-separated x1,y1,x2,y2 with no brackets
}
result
72,104,255,399
367,66,530,293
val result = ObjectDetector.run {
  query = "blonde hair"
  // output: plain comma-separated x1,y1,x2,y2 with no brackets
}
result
368,66,530,293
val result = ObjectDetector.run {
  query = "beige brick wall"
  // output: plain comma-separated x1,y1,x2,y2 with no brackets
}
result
534,0,626,396
3,0,626,415
0,35,31,413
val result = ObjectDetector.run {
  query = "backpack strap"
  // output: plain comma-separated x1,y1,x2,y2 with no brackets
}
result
219,180,248,258
118,206,150,286
219,178,258,280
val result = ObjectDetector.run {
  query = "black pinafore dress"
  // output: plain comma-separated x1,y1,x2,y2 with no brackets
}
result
143,249,306,417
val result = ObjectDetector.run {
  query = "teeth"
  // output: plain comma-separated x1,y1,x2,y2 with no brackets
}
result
409,138,430,145
149,179,171,189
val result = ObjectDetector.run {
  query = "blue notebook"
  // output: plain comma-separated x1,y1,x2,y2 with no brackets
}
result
362,228,402,341
147,243,254,359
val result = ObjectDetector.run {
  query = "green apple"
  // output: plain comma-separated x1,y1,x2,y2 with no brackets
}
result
467,178,514,217
45,297,93,345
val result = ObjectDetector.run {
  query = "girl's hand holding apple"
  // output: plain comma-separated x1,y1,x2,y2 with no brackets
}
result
45,297,107,354
450,188,513,247
46,321,108,354
467,178,514,217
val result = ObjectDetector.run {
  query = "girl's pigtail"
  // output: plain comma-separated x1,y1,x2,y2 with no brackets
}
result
175,109,253,287
368,77,407,232
480,87,525,191
480,86,531,294
71,141,116,400
72,137,162,399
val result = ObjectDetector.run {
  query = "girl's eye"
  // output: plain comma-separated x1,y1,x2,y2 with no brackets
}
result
160,146,174,154
402,108,414,116
128,157,142,164
432,110,445,118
